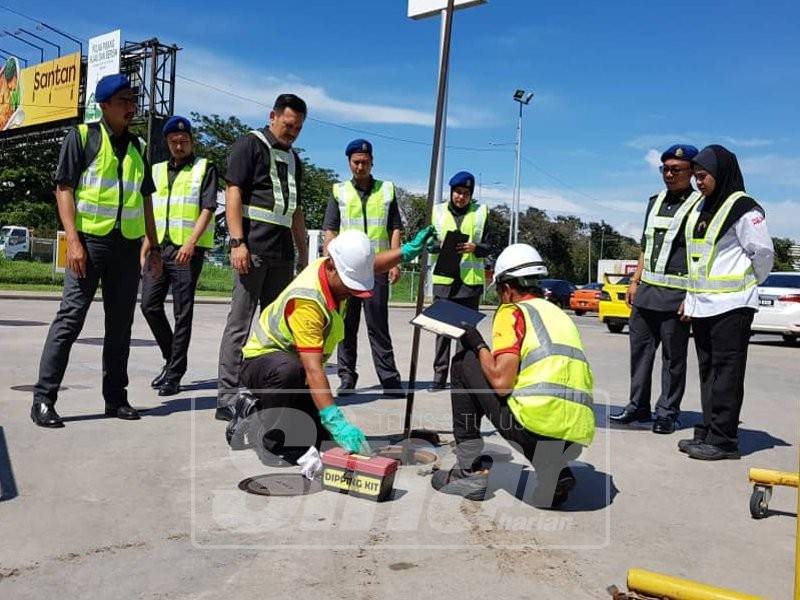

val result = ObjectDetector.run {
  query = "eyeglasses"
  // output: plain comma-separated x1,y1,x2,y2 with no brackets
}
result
659,165,688,175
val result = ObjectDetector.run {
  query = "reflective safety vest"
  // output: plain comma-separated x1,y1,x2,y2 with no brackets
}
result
74,123,146,239
431,202,488,286
685,191,758,293
151,157,214,248
507,298,595,446
241,130,298,228
333,180,394,253
242,258,346,361
640,190,702,289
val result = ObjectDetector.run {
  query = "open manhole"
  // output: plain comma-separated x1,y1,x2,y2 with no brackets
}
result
447,440,514,463
76,337,157,347
376,445,439,467
238,473,322,497
0,319,47,327
10,383,92,392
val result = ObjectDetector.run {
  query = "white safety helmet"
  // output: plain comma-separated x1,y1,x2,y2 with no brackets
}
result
327,230,375,298
493,243,548,285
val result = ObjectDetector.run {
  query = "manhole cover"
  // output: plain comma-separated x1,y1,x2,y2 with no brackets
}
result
238,474,322,497
76,337,157,347
0,320,47,326
376,445,439,467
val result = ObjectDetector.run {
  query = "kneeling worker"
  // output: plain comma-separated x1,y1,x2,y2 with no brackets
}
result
432,244,595,506
226,227,435,459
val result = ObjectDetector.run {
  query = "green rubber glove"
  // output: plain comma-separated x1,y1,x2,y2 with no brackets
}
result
319,404,370,454
401,225,437,262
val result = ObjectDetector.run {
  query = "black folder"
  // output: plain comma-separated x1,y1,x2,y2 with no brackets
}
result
432,230,469,279
410,299,485,339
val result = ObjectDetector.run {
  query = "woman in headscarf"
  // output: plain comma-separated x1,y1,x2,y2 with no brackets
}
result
678,145,774,460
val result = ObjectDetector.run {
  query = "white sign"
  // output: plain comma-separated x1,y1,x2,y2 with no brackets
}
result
408,0,486,20
84,29,121,123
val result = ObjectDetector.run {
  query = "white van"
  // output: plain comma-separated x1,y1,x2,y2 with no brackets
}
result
0,225,31,260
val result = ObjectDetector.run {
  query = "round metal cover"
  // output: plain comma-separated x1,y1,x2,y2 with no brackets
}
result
76,337,157,347
238,474,322,497
376,445,439,467
0,320,47,326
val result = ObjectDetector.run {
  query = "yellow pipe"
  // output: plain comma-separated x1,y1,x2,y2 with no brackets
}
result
749,468,799,488
794,445,799,600
627,568,766,600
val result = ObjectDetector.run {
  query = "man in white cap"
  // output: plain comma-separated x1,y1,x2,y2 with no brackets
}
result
226,226,435,463
432,243,595,507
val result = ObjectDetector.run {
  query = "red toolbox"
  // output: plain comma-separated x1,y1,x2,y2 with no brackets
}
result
321,448,399,502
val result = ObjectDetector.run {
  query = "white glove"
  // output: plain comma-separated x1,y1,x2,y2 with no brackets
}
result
297,446,323,481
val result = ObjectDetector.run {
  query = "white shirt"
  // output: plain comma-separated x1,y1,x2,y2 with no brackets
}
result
683,209,774,318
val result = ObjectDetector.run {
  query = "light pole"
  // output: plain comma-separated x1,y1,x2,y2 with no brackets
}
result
509,88,533,245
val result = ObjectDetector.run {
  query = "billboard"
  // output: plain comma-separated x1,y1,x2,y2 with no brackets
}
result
0,52,81,131
85,30,121,123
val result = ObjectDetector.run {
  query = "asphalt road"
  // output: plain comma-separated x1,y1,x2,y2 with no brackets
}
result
0,298,796,599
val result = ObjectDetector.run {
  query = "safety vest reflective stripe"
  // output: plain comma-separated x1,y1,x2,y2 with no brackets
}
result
517,302,589,370
431,202,488,286
75,200,144,221
243,130,297,227
684,191,758,293
334,179,392,253
641,190,702,289
513,382,594,408
253,287,327,350
152,158,213,247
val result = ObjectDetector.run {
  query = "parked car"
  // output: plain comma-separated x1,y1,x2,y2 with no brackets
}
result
570,282,603,315
598,274,631,333
0,225,30,259
539,278,577,309
751,272,800,344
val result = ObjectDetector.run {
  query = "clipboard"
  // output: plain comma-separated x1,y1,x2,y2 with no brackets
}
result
410,299,485,339
432,230,469,279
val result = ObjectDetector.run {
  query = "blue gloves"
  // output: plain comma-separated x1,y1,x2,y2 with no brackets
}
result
319,404,370,454
401,225,437,262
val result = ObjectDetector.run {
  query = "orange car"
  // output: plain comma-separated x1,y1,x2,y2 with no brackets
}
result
569,282,604,316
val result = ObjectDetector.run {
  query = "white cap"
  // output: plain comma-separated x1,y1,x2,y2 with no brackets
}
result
493,243,548,284
327,230,375,298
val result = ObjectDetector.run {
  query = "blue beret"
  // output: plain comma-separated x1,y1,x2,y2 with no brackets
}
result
162,115,192,136
346,138,372,157
95,74,131,103
449,170,475,191
661,144,698,162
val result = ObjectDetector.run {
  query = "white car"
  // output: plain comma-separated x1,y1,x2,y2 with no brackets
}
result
752,272,800,344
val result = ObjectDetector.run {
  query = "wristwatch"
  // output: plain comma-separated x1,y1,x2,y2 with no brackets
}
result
229,237,245,248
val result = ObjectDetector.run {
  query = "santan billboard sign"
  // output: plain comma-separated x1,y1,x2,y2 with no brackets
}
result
1,52,81,131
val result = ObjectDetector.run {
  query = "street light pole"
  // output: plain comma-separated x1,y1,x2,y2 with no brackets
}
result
510,89,533,244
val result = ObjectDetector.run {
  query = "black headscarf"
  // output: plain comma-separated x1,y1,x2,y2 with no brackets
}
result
692,144,759,237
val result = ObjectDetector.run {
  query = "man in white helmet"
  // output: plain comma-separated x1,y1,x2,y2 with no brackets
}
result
432,244,595,506
226,226,435,465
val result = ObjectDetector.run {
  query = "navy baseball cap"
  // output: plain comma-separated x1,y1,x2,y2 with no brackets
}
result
162,115,192,136
346,138,372,157
661,144,698,162
95,74,132,103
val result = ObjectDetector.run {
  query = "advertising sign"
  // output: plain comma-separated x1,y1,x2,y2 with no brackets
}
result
0,52,81,131
54,231,67,274
84,30,121,123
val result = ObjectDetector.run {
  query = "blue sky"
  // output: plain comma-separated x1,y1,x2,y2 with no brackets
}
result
6,1,800,239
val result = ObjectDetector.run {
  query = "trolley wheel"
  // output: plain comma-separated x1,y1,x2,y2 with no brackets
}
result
574,310,586,316
749,486,770,519
607,321,625,334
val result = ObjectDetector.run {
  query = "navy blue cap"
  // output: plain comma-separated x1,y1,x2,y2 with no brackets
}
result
162,115,192,136
449,170,475,191
346,138,372,157
95,74,131,103
661,144,698,162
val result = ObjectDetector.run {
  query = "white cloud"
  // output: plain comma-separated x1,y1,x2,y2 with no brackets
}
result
479,185,585,214
740,154,800,186
644,149,661,170
627,133,774,150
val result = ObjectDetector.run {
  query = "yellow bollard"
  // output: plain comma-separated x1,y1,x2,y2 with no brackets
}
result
627,568,766,600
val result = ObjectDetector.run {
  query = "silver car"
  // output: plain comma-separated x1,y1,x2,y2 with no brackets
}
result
751,272,800,344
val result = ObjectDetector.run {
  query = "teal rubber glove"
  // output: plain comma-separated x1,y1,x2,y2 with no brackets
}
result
401,225,437,262
319,404,369,454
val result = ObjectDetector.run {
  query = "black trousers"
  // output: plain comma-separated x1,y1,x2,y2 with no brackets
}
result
240,351,331,453
337,273,401,388
140,243,205,383
450,349,582,490
432,294,481,385
34,231,141,407
691,308,754,449
627,306,690,418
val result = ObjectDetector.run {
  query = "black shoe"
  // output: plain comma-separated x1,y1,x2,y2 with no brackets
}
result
431,467,490,501
687,442,740,461
30,402,64,428
215,406,234,422
652,416,676,434
678,438,703,453
226,392,260,450
158,380,181,397
105,403,140,420
151,366,168,389
609,407,651,424
533,467,576,509
337,381,356,397
428,381,447,392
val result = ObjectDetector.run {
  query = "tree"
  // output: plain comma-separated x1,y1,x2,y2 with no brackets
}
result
772,237,797,272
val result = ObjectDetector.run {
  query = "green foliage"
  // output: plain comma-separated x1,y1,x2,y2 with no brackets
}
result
299,158,338,230
0,130,64,222
772,237,797,271
0,201,59,236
